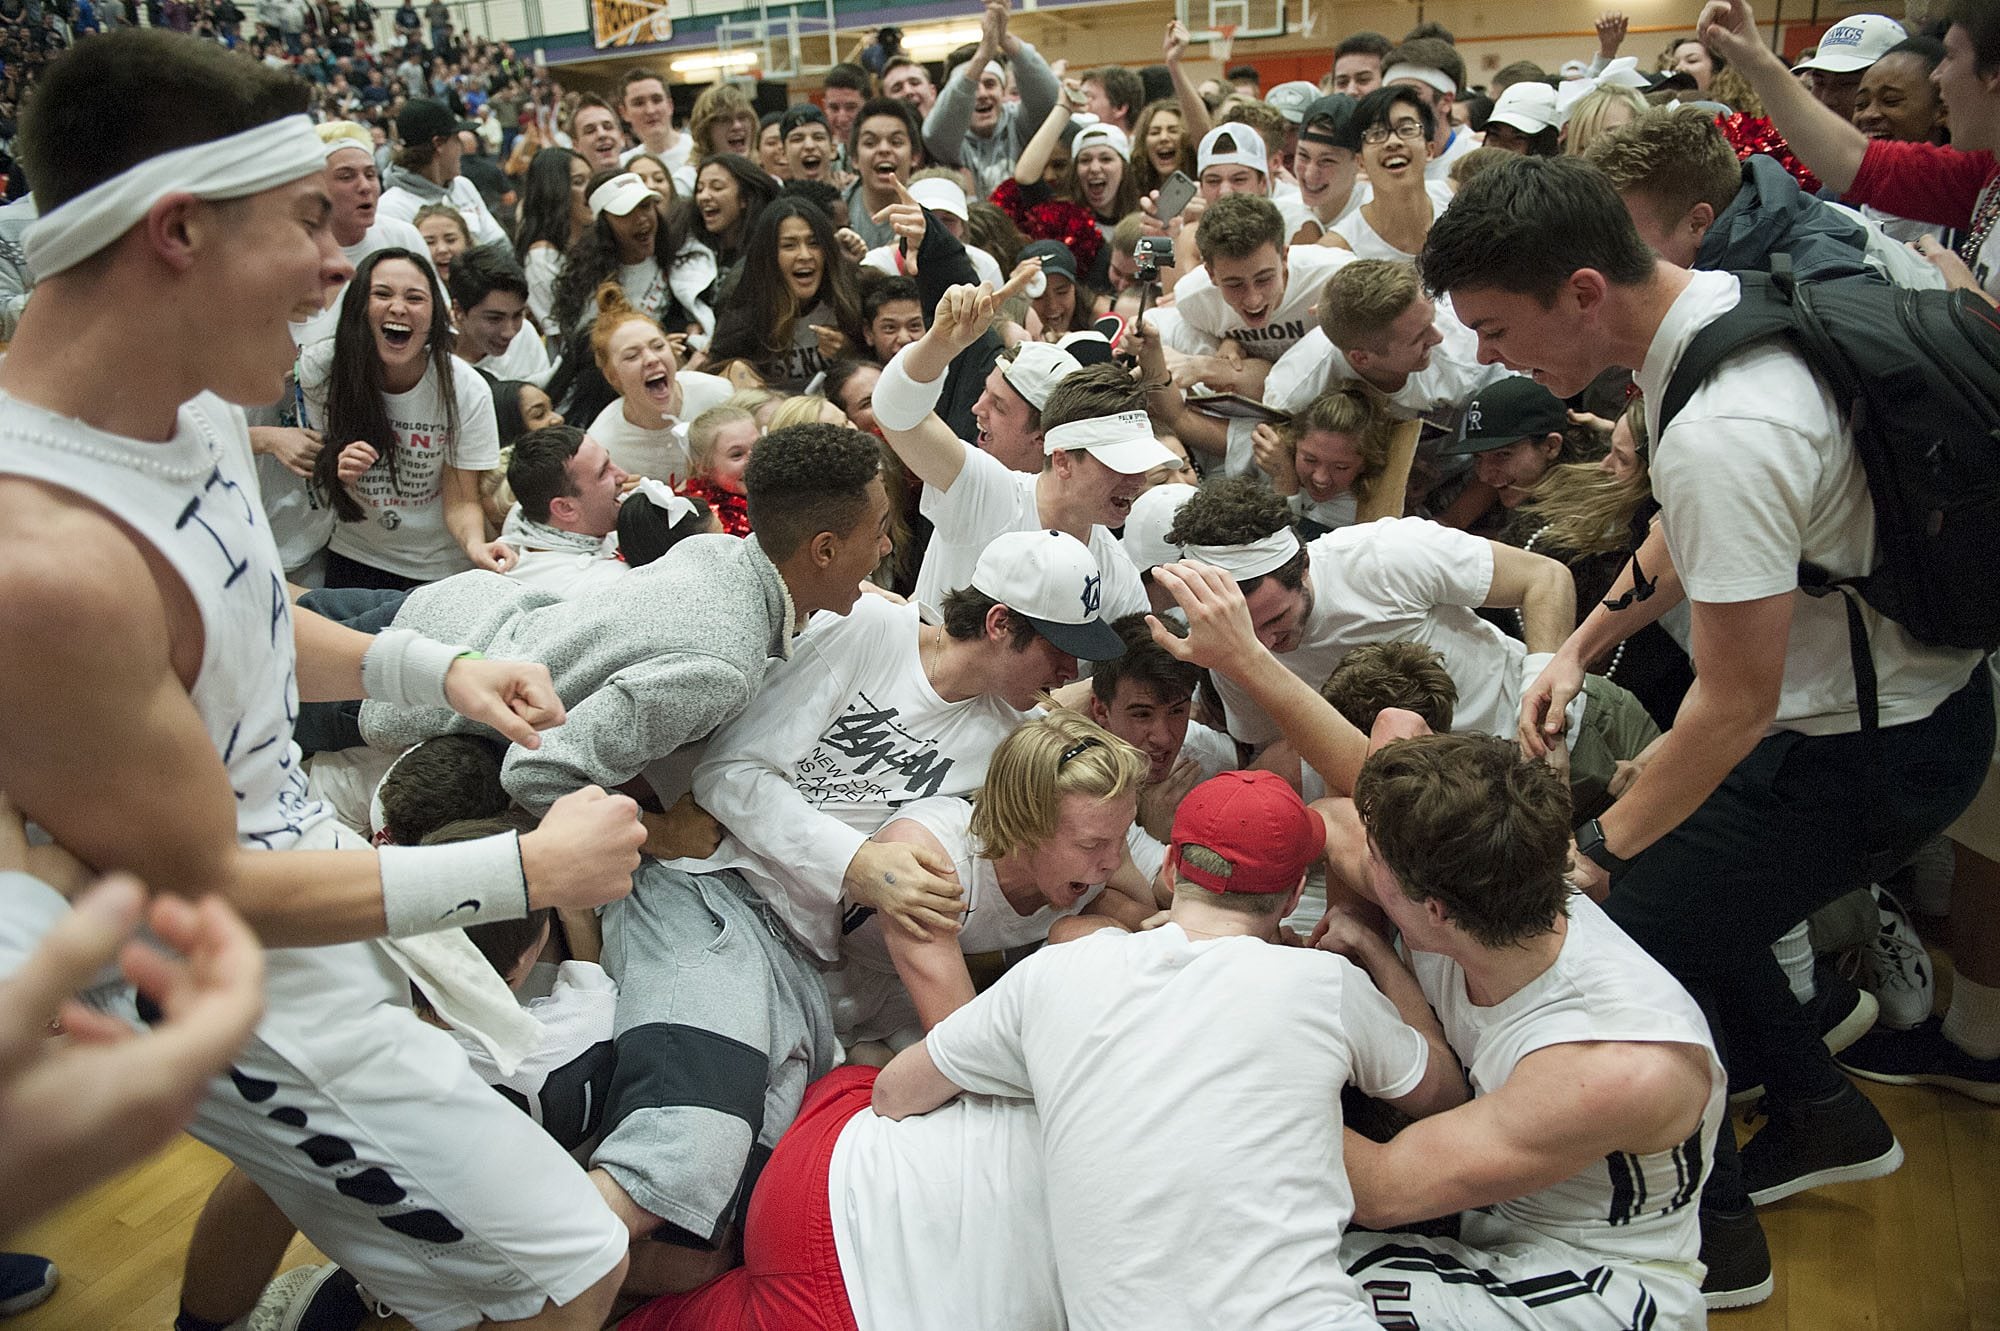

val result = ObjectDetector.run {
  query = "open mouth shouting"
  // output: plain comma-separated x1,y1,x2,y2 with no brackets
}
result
797,150,827,178
787,259,822,300
379,319,416,353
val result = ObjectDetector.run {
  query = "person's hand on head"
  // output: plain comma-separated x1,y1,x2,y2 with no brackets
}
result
335,440,378,486
520,786,644,912
1146,561,1266,676
442,654,564,748
1252,423,1299,495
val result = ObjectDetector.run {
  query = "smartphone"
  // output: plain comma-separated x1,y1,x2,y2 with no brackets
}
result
1155,170,1198,222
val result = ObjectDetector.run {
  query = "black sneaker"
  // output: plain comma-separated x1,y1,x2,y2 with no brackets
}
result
0,1254,57,1318
1838,1015,2000,1104
1740,1081,1904,1205
1699,1207,1773,1310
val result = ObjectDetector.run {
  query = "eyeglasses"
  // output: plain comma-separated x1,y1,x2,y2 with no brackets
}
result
1360,122,1429,145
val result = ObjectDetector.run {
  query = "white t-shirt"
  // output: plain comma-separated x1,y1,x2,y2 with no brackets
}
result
299,346,502,580
827,1094,1064,1331
678,594,1035,961
523,242,563,331
1426,126,1480,183
1637,270,1983,733
915,445,1148,623
1409,895,1724,1275
925,922,1428,1331
1289,487,1359,532
377,174,508,248
1329,192,1440,262
1213,519,1525,747
475,322,553,388
290,215,430,349
1156,243,1353,364
618,256,669,323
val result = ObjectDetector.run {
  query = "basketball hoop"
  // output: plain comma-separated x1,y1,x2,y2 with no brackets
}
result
1207,23,1236,63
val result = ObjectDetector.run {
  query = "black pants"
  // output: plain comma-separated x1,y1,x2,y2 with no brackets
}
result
323,550,425,593
1604,670,1993,1211
293,586,410,755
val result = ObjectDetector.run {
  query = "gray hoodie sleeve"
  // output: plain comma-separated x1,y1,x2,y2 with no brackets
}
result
924,58,980,166
1005,41,1062,157
501,654,758,814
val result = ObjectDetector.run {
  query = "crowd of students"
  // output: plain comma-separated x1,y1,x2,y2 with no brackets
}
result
0,0,1997,1328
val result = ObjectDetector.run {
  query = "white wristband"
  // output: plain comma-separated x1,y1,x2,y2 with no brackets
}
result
873,345,948,433
362,628,467,710
379,833,531,938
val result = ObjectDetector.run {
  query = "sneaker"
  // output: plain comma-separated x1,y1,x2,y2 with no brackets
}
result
1740,1081,1904,1205
1838,1015,2000,1104
246,1265,370,1331
1808,959,1879,1054
1849,885,1935,1031
1729,962,1881,1105
0,1255,57,1318
1698,1207,1773,1309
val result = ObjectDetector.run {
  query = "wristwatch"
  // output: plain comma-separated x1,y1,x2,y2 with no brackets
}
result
1575,818,1629,874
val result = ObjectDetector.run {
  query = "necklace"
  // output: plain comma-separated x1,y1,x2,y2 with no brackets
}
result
1516,525,1626,681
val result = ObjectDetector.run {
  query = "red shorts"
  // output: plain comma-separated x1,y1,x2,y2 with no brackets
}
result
621,1066,876,1331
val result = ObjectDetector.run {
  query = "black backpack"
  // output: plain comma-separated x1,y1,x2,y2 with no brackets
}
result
1659,259,2000,730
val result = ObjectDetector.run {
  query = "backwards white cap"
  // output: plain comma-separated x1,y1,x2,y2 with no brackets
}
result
1197,125,1269,178
25,112,325,281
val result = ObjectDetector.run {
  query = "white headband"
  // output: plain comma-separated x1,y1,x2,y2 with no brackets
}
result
368,742,421,841
1184,527,1300,580
1043,409,1152,455
323,137,373,162
631,476,698,524
1382,64,1458,97
25,113,325,281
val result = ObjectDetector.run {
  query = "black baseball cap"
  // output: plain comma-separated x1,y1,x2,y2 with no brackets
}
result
397,98,459,145
780,104,829,140
1299,93,1362,152
1019,238,1080,282
1440,376,1568,455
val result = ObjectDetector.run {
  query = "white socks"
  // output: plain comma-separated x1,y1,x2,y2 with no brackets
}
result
1773,922,1817,1004
1943,973,2000,1062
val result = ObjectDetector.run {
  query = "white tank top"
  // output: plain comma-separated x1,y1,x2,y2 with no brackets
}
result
0,390,334,851
1409,894,1725,1274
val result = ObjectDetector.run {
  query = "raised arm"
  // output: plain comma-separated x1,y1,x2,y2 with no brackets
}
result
873,268,1041,490
921,4,999,164
1697,0,1867,193
1013,101,1073,188
1482,540,1578,655
1148,562,1374,798
1163,19,1213,142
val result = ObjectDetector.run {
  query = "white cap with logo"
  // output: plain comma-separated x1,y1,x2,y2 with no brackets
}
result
1488,82,1565,134
1043,409,1180,475
998,342,1083,410
969,529,1126,660
1794,14,1907,72
1197,125,1269,178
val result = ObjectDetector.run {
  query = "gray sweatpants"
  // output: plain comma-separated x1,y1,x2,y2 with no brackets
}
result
593,864,836,1248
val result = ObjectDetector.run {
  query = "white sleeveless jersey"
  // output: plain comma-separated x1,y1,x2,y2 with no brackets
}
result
0,390,335,852
1408,894,1725,1272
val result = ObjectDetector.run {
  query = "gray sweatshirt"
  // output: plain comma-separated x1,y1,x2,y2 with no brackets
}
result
360,533,798,814
921,40,1062,197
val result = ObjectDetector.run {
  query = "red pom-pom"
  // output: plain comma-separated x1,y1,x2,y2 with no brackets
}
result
1714,112,1822,194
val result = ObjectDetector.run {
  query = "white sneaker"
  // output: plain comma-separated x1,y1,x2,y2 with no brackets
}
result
1854,885,1935,1031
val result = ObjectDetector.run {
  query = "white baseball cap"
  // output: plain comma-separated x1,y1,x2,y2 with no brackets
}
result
1197,125,1269,178
969,530,1126,660
1043,409,1179,475
1266,81,1323,125
588,172,662,219
1120,483,1191,573
1488,81,1564,134
1072,123,1131,161
1795,14,1907,73
907,176,969,221
998,342,1083,411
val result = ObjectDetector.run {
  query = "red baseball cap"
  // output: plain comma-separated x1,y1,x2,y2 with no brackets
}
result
1168,771,1326,895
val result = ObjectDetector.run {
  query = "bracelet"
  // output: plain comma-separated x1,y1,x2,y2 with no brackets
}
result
380,833,531,938
872,345,948,433
361,629,472,710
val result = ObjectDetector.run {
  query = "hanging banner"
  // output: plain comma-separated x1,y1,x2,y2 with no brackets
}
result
593,0,674,49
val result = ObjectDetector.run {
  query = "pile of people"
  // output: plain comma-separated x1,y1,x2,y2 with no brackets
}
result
0,0,1997,1328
